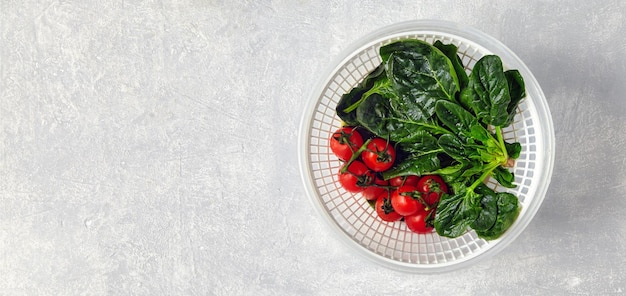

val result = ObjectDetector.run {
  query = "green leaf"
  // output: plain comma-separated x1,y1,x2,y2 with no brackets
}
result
355,93,420,143
363,77,395,102
503,69,526,127
433,40,469,90
381,40,460,121
492,166,516,188
438,134,473,161
470,184,499,231
435,100,478,139
434,188,481,238
505,141,522,159
460,55,511,127
356,93,451,142
460,160,489,179
336,64,386,125
336,90,364,126
428,162,466,176
469,124,492,143
382,153,441,180
397,129,439,152
475,192,520,240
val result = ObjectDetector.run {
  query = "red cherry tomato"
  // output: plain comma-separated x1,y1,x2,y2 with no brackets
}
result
390,185,423,216
361,138,396,172
388,175,420,188
375,192,402,222
405,210,435,234
416,175,448,194
338,161,374,193
423,191,441,209
329,127,364,161
416,175,448,209
361,177,389,201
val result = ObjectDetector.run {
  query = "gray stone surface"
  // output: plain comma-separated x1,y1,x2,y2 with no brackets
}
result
1,1,625,295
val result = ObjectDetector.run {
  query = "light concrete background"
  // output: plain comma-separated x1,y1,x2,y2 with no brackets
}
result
1,1,625,295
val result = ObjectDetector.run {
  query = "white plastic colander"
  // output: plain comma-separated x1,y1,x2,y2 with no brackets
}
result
298,20,555,272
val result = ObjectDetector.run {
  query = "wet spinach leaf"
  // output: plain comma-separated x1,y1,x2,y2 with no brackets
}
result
435,100,478,140
474,191,520,240
381,39,460,121
336,64,386,125
434,40,469,90
470,184,499,231
437,134,472,161
355,93,425,144
505,141,522,159
492,166,516,188
460,55,511,127
434,186,481,238
381,153,441,180
503,69,526,126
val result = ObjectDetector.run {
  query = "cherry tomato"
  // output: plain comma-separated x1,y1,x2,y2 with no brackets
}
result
416,175,448,208
361,138,396,172
338,161,374,193
361,177,389,201
405,210,435,234
375,192,402,222
416,175,448,194
390,185,423,216
422,191,441,209
388,175,420,188
330,127,364,161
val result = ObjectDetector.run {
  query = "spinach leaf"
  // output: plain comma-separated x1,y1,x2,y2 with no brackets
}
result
383,132,444,180
433,40,469,90
503,69,526,126
428,162,466,176
355,93,415,143
492,166,516,188
460,55,511,127
434,187,481,238
382,153,441,180
469,124,492,143
397,129,439,153
380,40,460,121
459,160,489,179
474,192,520,240
336,89,363,126
470,184,520,239
505,141,522,159
435,100,478,140
355,92,451,143
437,134,472,161
336,65,386,125
470,184,499,231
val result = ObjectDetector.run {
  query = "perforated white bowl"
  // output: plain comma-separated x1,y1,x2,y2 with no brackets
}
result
298,20,555,272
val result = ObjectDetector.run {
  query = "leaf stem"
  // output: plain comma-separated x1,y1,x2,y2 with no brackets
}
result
343,78,392,113
343,93,368,113
412,148,444,158
393,119,452,135
495,126,509,165
468,162,499,193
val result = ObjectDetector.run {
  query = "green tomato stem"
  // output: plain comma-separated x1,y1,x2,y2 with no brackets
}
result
340,139,371,173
